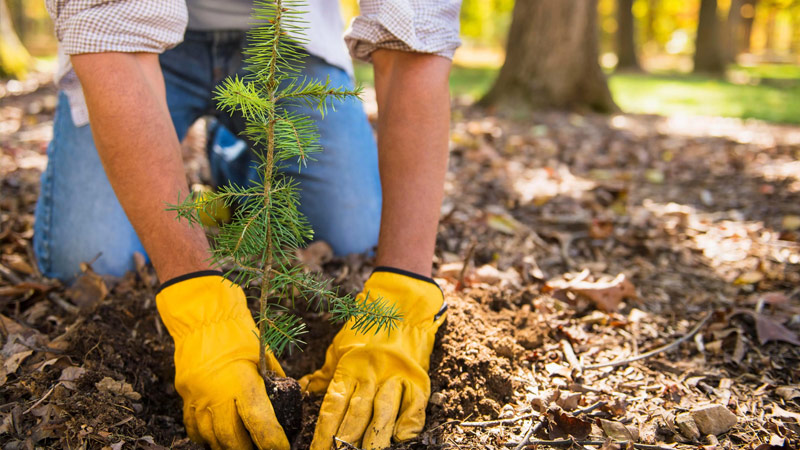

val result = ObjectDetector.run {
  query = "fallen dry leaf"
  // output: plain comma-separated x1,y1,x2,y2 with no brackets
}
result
546,273,636,312
782,215,800,231
2,254,34,275
65,265,108,310
95,376,141,401
775,386,800,401
486,212,525,235
599,418,638,441
58,366,86,390
295,240,333,273
770,404,800,422
549,408,592,440
733,310,800,346
589,218,615,239
754,292,789,306
734,270,764,285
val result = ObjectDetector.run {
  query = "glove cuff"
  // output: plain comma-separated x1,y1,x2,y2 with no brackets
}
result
157,269,225,294
372,266,441,291
365,267,446,326
156,272,252,340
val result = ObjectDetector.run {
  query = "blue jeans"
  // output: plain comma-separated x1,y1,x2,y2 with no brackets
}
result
34,30,381,281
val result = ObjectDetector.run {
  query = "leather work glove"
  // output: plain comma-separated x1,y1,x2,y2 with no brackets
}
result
299,267,448,450
156,271,290,450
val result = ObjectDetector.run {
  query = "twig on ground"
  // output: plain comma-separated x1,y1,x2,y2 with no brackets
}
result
561,339,581,372
460,411,540,428
514,417,547,450
23,382,59,414
458,239,477,286
25,242,42,279
555,232,579,271
48,292,79,315
573,400,606,415
0,263,23,285
504,439,677,450
583,311,713,370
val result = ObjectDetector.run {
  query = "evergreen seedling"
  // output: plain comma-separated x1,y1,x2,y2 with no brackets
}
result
169,0,401,381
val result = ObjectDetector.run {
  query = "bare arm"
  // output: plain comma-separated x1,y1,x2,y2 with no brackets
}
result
371,50,452,277
70,52,212,282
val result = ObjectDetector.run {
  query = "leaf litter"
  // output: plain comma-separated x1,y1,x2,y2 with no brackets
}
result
1,79,799,449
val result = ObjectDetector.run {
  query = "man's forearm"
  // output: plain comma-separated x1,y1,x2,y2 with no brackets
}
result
71,52,212,281
372,50,452,277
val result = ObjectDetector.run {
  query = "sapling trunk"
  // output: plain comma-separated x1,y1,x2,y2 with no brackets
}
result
168,0,402,440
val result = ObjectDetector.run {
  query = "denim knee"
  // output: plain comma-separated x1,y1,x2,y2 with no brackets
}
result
33,92,146,282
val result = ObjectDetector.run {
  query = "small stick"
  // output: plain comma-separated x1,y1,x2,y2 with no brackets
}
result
561,339,581,372
25,242,42,279
573,400,606,415
583,311,712,370
0,263,22,285
48,292,79,315
458,239,477,286
514,417,546,450
23,383,59,414
460,412,540,428
504,439,677,450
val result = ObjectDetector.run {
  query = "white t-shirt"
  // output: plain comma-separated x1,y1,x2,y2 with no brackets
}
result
185,0,353,76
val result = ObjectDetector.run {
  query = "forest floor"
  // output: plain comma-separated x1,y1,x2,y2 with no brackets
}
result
1,75,799,450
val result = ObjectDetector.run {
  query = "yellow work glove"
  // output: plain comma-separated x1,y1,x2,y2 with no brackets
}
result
156,271,290,450
299,267,448,450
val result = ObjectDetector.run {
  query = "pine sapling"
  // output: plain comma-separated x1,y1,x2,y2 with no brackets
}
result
168,0,401,437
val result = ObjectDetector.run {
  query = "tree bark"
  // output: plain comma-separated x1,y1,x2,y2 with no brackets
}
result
741,0,758,53
0,0,32,78
645,0,659,44
481,0,618,113
693,0,726,74
792,8,800,55
724,0,745,62
616,0,640,70
764,6,776,54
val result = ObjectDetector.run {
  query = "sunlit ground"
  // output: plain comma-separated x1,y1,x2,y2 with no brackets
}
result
354,55,800,124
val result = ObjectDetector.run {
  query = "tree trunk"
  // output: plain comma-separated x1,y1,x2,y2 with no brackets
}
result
481,0,618,113
764,6,776,54
725,0,745,62
792,8,800,55
741,0,758,53
0,0,31,78
693,0,726,74
645,0,659,44
616,0,640,70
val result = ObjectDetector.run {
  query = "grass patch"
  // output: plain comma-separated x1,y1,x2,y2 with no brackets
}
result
609,73,800,124
355,61,800,124
353,61,497,101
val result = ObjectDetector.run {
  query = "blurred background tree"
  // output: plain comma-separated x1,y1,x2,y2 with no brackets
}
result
694,0,727,73
1,0,56,78
480,0,618,113
0,0,31,78
4,0,800,123
617,0,642,70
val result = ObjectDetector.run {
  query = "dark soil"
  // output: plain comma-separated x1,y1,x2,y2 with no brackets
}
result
1,76,799,449
265,376,303,443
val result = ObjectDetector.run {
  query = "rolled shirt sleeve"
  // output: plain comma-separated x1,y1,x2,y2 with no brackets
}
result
45,0,188,126
47,0,187,55
345,0,462,62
